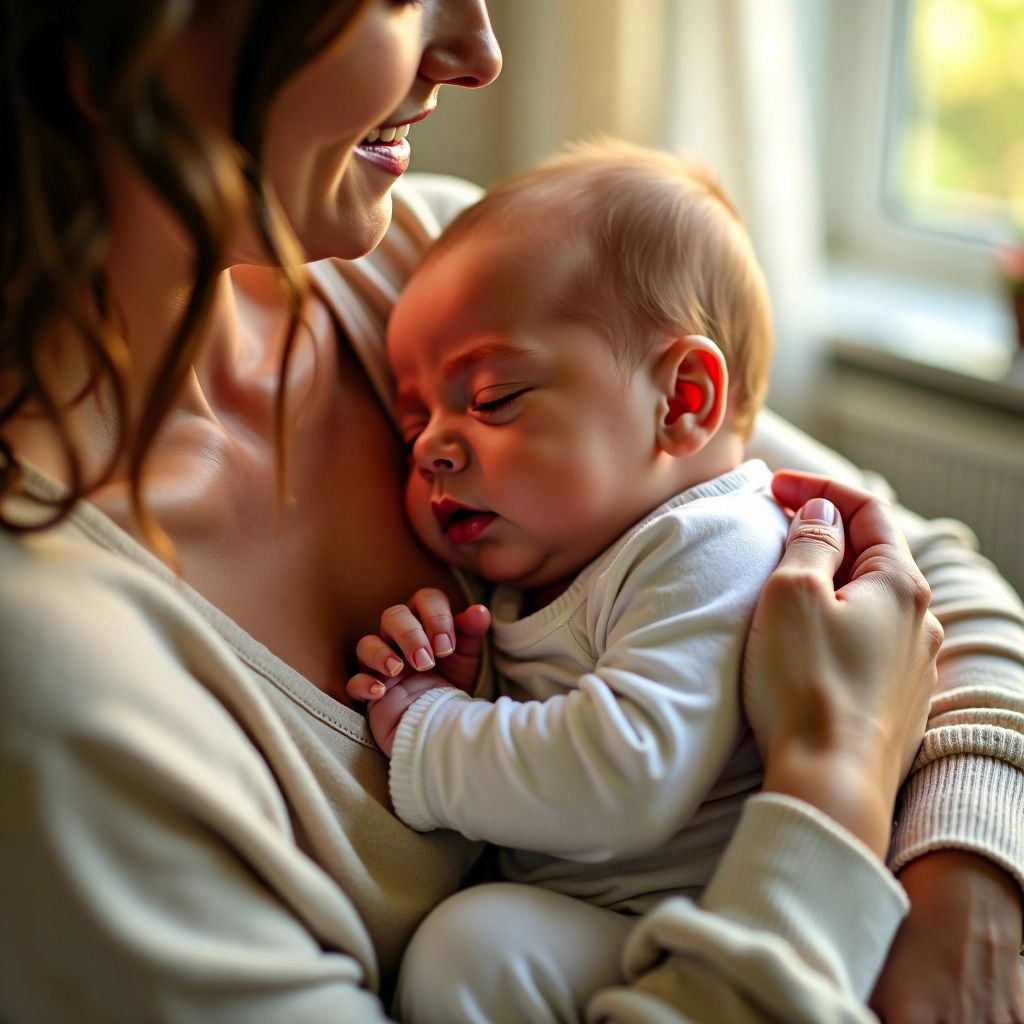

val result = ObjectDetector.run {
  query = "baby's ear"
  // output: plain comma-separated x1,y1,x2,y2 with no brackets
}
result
654,335,728,457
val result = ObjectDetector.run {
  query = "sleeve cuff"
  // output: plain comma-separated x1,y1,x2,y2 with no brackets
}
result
891,753,1024,893
698,792,908,999
598,794,908,1024
388,686,467,832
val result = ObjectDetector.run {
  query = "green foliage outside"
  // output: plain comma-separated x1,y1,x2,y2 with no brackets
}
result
891,0,1024,237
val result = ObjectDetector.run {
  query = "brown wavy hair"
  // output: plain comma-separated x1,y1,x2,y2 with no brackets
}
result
0,0,369,557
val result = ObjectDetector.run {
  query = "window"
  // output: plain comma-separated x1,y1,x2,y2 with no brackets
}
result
884,0,1024,243
818,0,1018,380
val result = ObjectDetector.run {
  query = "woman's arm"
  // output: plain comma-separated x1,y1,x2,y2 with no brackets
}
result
751,410,1024,1023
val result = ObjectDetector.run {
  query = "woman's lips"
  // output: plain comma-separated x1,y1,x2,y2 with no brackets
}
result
356,106,433,177
355,138,410,176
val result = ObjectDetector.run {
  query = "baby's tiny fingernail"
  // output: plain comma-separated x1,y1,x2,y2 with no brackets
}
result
433,633,454,657
385,657,403,677
370,681,386,698
413,647,434,671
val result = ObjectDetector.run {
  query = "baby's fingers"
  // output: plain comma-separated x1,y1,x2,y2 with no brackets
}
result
347,672,389,702
355,633,407,681
453,603,492,641
406,588,458,661
379,603,437,672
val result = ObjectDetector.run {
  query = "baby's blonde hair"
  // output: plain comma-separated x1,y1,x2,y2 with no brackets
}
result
428,138,773,438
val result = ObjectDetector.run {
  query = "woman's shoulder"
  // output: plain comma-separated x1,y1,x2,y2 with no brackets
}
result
360,172,483,274
395,172,484,232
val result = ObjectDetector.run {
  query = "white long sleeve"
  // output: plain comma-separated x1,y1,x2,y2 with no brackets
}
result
389,464,787,897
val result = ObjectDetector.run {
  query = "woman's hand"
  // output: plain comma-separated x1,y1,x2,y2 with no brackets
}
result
743,472,944,858
870,850,1024,1024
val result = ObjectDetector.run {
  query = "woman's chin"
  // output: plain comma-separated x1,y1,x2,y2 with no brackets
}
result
305,205,392,262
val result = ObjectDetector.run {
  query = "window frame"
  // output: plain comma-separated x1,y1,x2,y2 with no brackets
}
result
820,0,1002,294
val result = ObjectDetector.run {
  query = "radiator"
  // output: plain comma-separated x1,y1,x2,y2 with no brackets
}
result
817,363,1024,597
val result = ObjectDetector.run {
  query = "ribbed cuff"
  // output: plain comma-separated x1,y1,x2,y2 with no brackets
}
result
388,686,466,832
700,793,909,998
891,753,1024,893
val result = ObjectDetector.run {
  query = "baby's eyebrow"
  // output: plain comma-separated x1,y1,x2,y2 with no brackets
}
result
441,340,532,381
392,341,537,416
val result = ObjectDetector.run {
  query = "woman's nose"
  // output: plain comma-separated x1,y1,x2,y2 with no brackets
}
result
419,0,503,89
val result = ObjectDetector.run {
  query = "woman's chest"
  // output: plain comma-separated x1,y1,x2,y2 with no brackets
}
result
103,304,458,701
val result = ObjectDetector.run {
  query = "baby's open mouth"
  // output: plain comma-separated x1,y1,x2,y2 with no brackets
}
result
431,499,497,545
432,498,482,532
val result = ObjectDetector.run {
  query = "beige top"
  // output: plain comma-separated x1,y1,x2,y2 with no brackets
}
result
0,174,1021,1023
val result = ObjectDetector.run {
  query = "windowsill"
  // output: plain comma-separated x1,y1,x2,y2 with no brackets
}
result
820,263,1024,416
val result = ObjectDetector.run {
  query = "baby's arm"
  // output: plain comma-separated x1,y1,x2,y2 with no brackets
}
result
382,502,785,857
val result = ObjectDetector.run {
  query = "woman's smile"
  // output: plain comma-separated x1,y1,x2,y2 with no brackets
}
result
356,105,435,176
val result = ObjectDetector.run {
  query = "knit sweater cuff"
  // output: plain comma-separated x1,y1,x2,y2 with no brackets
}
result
698,793,909,999
890,753,1024,892
388,686,466,832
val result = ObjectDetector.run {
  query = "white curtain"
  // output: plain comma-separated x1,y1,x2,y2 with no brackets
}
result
662,0,828,424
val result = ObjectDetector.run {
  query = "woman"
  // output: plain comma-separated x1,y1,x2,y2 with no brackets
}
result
0,2,1020,1022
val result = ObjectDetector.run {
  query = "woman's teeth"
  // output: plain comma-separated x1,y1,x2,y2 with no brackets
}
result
362,123,411,145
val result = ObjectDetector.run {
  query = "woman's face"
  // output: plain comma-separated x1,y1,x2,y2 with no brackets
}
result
259,0,502,261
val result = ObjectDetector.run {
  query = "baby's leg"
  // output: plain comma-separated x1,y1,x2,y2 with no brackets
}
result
394,882,634,1024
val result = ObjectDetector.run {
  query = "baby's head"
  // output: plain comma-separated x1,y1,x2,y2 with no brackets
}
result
388,139,773,596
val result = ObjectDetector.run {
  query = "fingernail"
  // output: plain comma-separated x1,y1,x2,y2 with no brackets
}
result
799,498,838,526
432,633,454,657
370,681,386,698
413,647,434,671
385,657,403,677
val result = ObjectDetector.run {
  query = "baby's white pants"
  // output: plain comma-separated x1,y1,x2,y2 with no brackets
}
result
394,882,634,1024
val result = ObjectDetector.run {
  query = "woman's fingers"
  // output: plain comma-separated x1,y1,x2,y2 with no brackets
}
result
744,470,943,856
772,471,910,559
771,471,929,602
774,496,845,582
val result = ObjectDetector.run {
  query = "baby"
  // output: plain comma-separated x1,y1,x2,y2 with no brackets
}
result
351,139,789,1020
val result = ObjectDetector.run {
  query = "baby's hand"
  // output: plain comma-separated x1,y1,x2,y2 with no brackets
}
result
347,590,490,757
359,673,452,757
347,588,490,702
